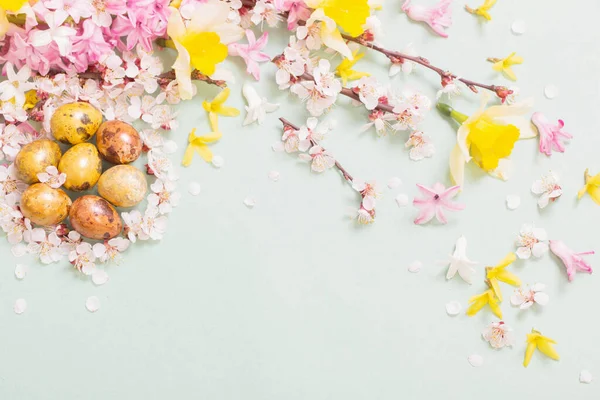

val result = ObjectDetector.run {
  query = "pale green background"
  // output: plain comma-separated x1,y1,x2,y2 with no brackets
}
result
2,0,600,398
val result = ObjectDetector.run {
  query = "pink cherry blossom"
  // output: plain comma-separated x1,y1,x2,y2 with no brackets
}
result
274,0,311,30
44,0,93,24
549,240,594,282
229,30,270,80
531,112,572,156
413,182,464,225
72,19,113,71
402,0,453,38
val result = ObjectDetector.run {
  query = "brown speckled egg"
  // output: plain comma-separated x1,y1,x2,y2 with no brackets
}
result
58,143,102,192
51,102,102,144
20,183,71,226
97,165,147,208
14,139,62,184
96,120,143,164
69,195,122,240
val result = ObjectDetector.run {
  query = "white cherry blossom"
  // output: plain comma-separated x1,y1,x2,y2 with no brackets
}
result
405,131,434,161
27,229,63,264
531,171,562,209
37,166,66,189
511,283,549,309
69,242,96,275
482,321,514,349
93,237,130,264
298,145,336,173
516,223,548,259
147,179,181,214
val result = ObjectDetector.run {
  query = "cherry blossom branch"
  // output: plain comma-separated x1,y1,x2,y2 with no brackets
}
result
74,69,226,88
279,117,354,182
341,34,509,98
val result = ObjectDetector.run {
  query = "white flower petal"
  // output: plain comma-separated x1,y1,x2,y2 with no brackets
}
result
511,20,526,35
408,260,422,273
580,370,593,384
268,170,280,182
387,177,402,189
532,228,548,241
544,84,559,99
506,195,520,210
11,243,28,257
467,354,483,367
212,155,224,168
92,270,109,286
395,194,409,207
188,182,201,196
532,242,549,257
272,142,285,152
516,246,532,259
533,292,549,306
85,296,101,313
14,264,28,280
520,301,534,310
244,197,256,208
445,301,461,316
511,293,524,306
14,298,27,314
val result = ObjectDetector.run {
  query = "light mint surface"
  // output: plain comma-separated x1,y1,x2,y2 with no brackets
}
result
2,0,600,398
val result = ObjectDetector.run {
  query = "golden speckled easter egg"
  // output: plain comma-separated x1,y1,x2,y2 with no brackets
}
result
58,143,102,192
14,139,62,184
69,195,122,240
96,120,143,164
20,183,71,226
51,102,102,144
97,165,147,208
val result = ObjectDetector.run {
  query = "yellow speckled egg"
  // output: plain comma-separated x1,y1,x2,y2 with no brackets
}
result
97,165,147,208
14,139,62,184
69,195,122,240
58,143,102,192
96,120,143,164
20,183,71,226
51,102,102,144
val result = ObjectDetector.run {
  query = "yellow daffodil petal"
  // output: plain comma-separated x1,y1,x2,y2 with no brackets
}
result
492,60,504,72
180,31,227,76
182,129,222,166
524,330,559,367
477,10,491,20
449,144,466,187
497,252,517,268
193,143,213,162
182,145,195,167
217,106,240,117
487,277,503,301
502,66,517,81
1,0,27,12
506,53,524,65
466,296,487,316
496,269,522,287
208,112,219,132
467,116,520,171
523,341,536,367
489,298,503,319
466,289,500,317
320,25,353,59
211,87,231,106
322,0,369,36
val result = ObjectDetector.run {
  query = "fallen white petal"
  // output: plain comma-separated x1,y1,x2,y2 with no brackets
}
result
272,142,284,152
244,197,256,208
445,301,462,316
467,354,484,367
511,20,526,35
92,270,109,286
11,243,27,257
14,298,27,314
86,296,101,313
212,155,224,168
395,194,409,207
188,182,201,196
268,170,280,182
81,264,95,276
580,370,593,384
408,260,422,273
14,264,28,280
544,84,559,99
506,195,521,210
387,177,402,189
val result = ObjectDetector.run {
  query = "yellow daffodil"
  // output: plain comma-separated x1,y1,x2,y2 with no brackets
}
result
577,169,600,205
166,2,242,100
466,288,502,318
182,128,222,166
488,52,523,81
437,96,535,187
202,88,240,131
335,49,370,86
0,0,27,39
523,329,560,367
485,252,519,301
465,0,497,21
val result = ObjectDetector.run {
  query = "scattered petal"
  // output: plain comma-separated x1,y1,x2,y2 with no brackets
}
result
85,296,101,313
580,370,593,384
11,243,27,257
395,194,409,207
188,182,201,196
544,84,559,99
482,321,515,349
272,142,285,152
92,270,109,286
268,170,280,182
408,260,422,273
446,301,462,316
467,354,484,367
212,155,224,168
511,20,526,35
14,264,28,280
506,195,521,210
14,298,27,314
244,197,256,208
387,177,402,189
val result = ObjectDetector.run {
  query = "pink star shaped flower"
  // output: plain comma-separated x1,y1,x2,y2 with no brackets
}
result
413,182,464,225
402,0,453,38
549,240,594,282
531,112,573,156
229,29,270,80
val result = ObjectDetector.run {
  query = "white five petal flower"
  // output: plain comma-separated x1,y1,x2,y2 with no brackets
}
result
510,283,549,309
531,171,562,209
482,321,514,349
516,223,548,259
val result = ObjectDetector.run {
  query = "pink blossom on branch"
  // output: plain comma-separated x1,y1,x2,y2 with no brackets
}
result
531,112,572,156
413,182,464,225
402,0,453,38
229,30,270,80
549,240,594,282
274,0,311,30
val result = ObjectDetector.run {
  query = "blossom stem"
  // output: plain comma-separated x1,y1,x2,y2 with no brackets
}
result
436,103,468,123
341,34,502,96
74,69,226,88
279,117,354,182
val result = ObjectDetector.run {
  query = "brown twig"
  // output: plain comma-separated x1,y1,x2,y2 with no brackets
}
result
75,69,226,88
279,117,354,182
341,34,504,96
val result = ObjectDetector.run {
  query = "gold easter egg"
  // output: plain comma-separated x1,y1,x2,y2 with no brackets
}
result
97,165,147,208
58,143,102,192
20,183,71,226
51,102,102,144
69,195,122,240
14,139,62,184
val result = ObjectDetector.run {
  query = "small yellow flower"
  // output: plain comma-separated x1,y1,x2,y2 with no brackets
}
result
577,169,600,205
523,328,560,367
202,88,240,131
23,89,38,110
488,52,523,81
182,128,222,166
485,252,520,301
466,288,502,318
465,0,497,21
335,49,370,86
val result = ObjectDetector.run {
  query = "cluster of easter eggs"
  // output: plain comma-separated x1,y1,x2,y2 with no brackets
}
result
15,102,148,240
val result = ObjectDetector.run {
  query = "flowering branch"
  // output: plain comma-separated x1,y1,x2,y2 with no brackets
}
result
75,69,226,88
342,34,511,100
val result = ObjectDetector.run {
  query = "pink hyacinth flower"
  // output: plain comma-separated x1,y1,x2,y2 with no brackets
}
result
550,240,594,281
402,0,453,38
229,30,270,80
531,112,573,156
413,182,464,225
